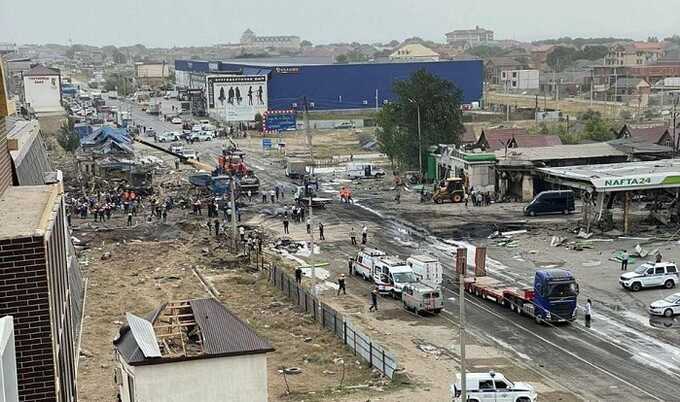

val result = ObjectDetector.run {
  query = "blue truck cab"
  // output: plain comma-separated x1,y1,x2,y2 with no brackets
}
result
533,269,579,323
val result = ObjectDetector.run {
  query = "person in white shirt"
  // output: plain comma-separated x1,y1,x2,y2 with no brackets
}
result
585,299,592,328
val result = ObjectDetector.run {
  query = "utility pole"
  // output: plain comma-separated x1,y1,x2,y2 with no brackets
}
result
673,97,679,157
456,249,467,402
304,97,317,293
417,104,422,174
229,172,238,252
375,89,379,111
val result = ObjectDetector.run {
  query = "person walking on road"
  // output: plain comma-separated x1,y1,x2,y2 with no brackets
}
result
585,299,592,328
348,257,354,275
337,274,346,296
283,217,290,234
239,226,245,242
369,288,379,312
275,186,280,201
262,192,267,203
295,266,303,284
621,250,629,271
318,222,325,240
270,189,276,203
247,190,252,203
306,218,311,234
127,212,133,227
349,228,357,245
361,225,368,245
214,219,220,237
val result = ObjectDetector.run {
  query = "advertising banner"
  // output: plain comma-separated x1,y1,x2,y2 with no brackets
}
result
206,75,267,121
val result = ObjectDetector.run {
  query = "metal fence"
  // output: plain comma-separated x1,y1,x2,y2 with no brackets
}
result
269,265,398,379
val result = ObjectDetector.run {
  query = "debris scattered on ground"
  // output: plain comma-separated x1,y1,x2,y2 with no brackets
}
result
633,244,649,258
550,236,566,247
576,229,593,239
582,260,602,267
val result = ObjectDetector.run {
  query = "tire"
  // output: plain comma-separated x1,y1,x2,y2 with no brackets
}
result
517,398,531,402
664,308,674,318
665,280,675,289
434,198,442,204
535,315,543,325
631,282,642,292
452,194,462,203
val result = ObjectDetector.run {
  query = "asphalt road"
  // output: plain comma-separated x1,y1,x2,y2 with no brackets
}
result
117,96,680,401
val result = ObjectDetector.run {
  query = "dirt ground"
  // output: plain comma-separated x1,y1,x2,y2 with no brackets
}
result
75,209,404,401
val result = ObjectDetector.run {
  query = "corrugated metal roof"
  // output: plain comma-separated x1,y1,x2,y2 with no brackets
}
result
126,313,162,358
190,298,273,356
23,65,60,76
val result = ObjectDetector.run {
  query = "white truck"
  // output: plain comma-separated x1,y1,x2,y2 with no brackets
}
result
406,255,443,289
346,163,385,179
450,371,537,402
352,248,386,281
373,256,416,299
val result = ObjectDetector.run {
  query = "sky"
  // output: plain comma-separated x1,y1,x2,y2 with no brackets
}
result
0,0,678,47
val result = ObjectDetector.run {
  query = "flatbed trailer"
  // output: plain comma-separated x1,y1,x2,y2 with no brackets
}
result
464,270,578,324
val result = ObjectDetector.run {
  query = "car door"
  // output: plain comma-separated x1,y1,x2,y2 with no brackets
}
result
494,379,511,402
653,266,667,287
477,379,496,402
641,267,656,287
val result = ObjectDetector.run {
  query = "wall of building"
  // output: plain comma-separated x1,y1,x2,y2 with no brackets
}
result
0,316,19,402
23,75,61,113
0,234,56,401
131,354,268,402
175,59,484,111
0,118,13,194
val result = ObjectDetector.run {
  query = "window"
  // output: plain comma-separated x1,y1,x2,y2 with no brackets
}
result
494,380,509,389
656,267,665,275
479,380,494,390
668,266,677,273
647,268,655,275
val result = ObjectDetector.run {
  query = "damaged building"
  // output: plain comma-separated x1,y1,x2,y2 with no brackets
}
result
113,298,274,402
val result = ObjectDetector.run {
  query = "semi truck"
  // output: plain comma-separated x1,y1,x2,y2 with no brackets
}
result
464,268,579,324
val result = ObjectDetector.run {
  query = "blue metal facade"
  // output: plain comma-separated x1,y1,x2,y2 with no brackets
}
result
175,59,483,111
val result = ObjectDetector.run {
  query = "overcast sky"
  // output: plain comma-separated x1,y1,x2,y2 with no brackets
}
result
1,0,677,47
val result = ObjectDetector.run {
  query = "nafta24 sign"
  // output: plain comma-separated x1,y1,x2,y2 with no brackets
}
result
595,174,680,190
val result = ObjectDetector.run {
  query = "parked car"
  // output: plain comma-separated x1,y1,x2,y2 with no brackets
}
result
524,190,575,216
156,131,180,143
180,149,198,160
620,262,679,291
190,131,214,142
145,127,156,137
649,292,680,317
334,121,354,129
450,371,537,402
171,117,182,124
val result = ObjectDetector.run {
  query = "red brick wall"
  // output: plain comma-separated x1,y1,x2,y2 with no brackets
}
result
0,235,56,401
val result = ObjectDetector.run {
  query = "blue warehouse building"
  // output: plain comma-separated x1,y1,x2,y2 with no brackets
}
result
175,59,483,112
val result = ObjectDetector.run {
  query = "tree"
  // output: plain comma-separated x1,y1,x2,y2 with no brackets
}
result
648,36,659,43
57,118,80,153
466,45,511,59
376,69,465,171
112,49,127,64
547,46,578,71
335,50,368,64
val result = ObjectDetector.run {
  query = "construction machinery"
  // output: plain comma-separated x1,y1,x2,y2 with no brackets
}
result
432,177,466,204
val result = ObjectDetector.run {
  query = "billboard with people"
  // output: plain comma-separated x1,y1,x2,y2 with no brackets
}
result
206,75,267,121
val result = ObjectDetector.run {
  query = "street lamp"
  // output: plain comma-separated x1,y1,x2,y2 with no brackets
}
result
408,98,422,175
673,97,679,157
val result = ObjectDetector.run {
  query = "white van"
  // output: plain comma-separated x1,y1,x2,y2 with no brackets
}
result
346,163,385,179
407,255,443,288
450,371,537,402
353,248,386,280
373,256,416,299
402,282,443,314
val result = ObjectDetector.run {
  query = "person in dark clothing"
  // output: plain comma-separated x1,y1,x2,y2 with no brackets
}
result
295,267,303,284
283,217,289,234
319,222,325,240
214,219,220,237
369,288,379,311
127,212,133,226
348,258,354,275
337,274,346,295
162,209,167,223
306,218,311,234
262,192,267,203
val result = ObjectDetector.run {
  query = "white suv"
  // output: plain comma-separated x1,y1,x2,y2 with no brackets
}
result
450,371,537,402
620,262,679,291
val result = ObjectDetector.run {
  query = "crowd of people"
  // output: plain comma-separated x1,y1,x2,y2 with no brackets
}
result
67,189,176,226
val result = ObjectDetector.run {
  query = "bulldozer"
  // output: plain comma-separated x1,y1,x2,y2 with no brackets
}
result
432,177,466,204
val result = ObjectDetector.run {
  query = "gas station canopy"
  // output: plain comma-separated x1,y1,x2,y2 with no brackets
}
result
538,159,680,193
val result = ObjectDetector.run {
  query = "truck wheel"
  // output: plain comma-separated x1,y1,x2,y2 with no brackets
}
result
434,198,442,204
665,280,675,289
452,194,462,203
535,315,543,325
517,398,531,402
631,282,642,291
665,308,674,318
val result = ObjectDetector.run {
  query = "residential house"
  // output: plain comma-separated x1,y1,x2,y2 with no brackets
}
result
389,44,440,62
617,124,673,147
445,26,494,45
476,128,562,152
612,77,651,105
605,42,665,66
485,57,527,85
114,298,274,402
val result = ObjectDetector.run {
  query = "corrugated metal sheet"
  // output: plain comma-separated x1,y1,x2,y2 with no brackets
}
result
11,130,52,185
114,306,163,365
126,313,161,358
190,298,273,356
